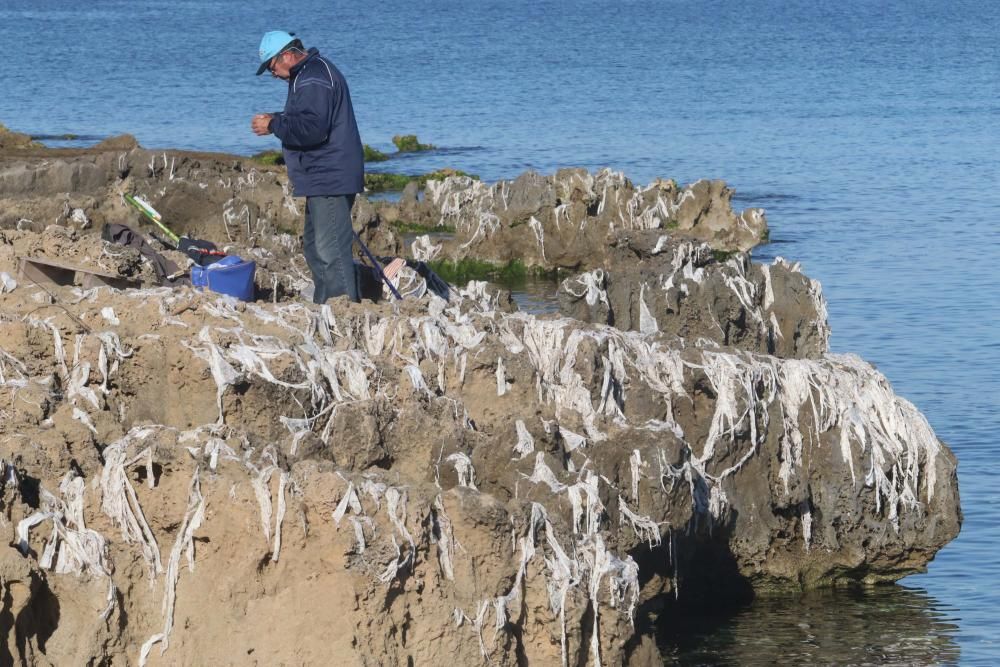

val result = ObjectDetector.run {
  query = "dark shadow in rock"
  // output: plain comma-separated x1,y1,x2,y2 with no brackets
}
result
0,582,15,666
381,569,413,614
132,461,163,487
15,573,60,658
115,586,129,635
654,510,754,659
506,602,530,667
575,601,596,667
17,473,40,510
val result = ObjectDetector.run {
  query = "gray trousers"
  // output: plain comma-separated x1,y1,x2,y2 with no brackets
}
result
303,195,358,304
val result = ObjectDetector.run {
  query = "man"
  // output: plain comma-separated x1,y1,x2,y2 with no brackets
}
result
251,31,364,303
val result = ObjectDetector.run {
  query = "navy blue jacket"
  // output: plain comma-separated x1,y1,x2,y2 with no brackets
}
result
269,48,364,197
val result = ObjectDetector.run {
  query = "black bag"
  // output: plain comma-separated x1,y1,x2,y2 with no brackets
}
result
409,260,450,301
355,262,384,302
178,237,226,266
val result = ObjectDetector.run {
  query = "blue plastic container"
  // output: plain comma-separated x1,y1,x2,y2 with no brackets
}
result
191,255,256,301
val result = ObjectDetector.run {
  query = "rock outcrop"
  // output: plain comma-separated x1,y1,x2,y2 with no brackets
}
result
400,169,767,270
0,138,399,261
0,132,960,666
0,123,43,151
558,231,830,359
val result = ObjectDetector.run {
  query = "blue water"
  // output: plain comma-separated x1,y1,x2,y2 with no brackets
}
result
3,1,998,663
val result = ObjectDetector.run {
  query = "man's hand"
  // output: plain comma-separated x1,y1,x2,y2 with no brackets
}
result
251,113,273,136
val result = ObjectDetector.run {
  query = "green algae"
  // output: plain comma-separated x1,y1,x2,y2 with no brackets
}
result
251,150,285,166
365,168,479,193
392,134,435,152
391,221,456,234
365,172,412,192
364,144,389,162
428,258,560,284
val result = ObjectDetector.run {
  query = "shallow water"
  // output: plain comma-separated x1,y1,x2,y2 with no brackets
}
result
662,586,963,666
505,276,562,315
2,0,998,663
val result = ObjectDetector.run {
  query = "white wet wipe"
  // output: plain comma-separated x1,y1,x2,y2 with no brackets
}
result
0,271,16,293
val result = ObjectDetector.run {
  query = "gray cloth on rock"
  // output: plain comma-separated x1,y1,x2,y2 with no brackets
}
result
101,223,180,284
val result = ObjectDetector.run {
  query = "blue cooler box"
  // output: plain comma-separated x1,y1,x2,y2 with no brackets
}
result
191,256,256,301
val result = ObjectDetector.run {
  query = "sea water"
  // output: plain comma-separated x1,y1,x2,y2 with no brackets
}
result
2,0,998,663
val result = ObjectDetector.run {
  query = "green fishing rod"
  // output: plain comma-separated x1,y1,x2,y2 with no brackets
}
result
123,194,180,246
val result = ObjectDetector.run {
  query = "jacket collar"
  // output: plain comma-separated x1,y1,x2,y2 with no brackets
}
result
290,47,321,78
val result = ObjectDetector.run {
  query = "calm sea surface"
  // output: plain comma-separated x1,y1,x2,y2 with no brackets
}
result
2,1,998,663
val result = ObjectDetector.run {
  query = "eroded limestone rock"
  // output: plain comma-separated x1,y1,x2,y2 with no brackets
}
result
559,231,830,359
405,169,767,270
0,134,958,666
0,262,959,665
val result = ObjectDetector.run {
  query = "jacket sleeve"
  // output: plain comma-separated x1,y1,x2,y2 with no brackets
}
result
270,77,335,149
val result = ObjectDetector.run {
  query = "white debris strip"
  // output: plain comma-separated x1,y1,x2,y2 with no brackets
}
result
638,283,659,335
629,449,645,501
651,235,670,255
65,341,100,410
72,407,98,435
252,464,275,544
446,452,478,489
800,500,813,551
0,271,17,293
404,364,432,395
582,534,640,667
332,481,362,526
379,488,416,583
140,466,206,666
558,426,586,452
100,428,163,578
618,496,661,547
524,452,567,493
95,331,133,394
561,269,609,307
246,449,289,560
345,516,370,554
180,327,241,424
508,315,611,442
0,346,28,385
17,474,113,579
272,471,289,562
512,419,535,460
496,356,510,396
567,472,604,536
527,215,546,260
432,495,458,581
760,263,775,310
659,346,944,531
34,318,69,379
454,501,641,667
101,307,120,326
411,234,442,262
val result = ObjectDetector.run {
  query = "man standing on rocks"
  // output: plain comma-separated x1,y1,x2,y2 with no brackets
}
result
251,31,364,303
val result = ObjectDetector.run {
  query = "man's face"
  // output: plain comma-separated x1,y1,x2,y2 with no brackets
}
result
268,52,294,80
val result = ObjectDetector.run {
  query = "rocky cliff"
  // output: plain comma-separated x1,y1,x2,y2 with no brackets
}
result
0,132,960,665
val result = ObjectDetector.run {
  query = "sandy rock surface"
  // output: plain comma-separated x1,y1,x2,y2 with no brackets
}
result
0,136,959,665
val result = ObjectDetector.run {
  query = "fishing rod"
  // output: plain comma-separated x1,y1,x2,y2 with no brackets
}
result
124,194,227,260
123,194,179,245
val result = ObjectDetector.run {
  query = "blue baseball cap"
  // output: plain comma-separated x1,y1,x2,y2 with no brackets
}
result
256,31,297,75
